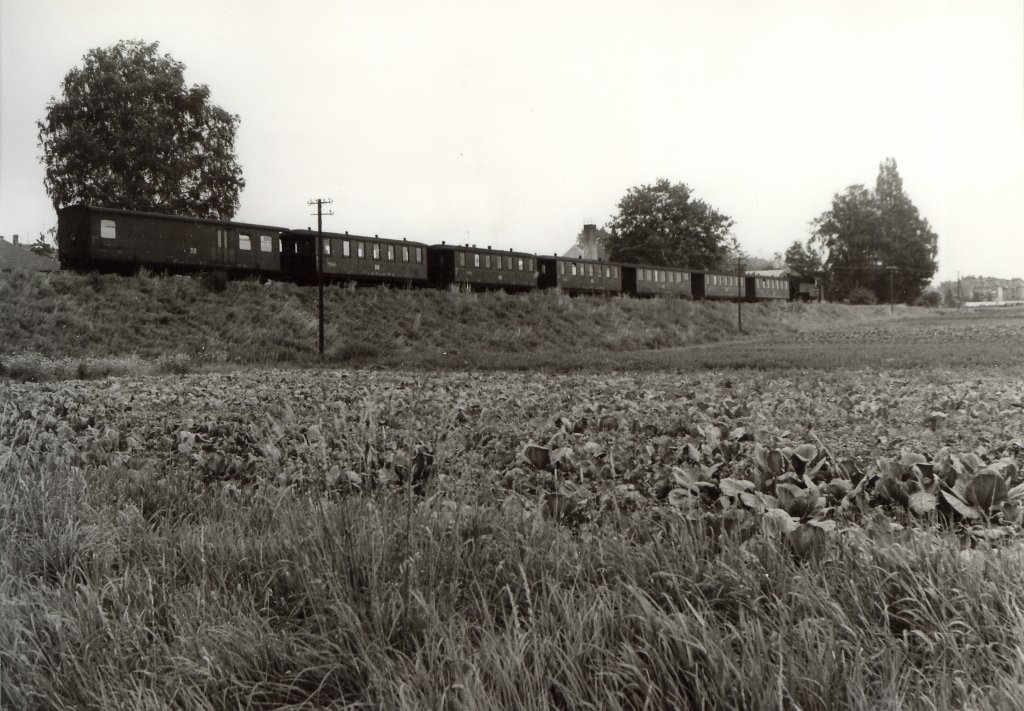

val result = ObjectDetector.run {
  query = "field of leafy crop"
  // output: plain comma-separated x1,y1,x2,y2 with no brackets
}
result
4,367,1023,539
4,332,1024,707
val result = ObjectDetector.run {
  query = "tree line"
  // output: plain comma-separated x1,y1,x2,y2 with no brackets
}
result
38,40,938,303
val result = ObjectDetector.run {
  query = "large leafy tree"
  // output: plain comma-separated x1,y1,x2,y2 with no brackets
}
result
38,40,244,219
812,159,937,303
783,239,824,280
602,179,734,269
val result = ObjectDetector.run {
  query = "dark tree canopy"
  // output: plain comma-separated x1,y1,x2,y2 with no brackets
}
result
783,239,824,280
812,159,937,303
38,40,245,220
602,179,734,270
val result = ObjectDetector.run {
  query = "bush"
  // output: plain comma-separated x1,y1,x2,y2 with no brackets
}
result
332,341,381,362
846,286,878,305
201,270,228,293
915,291,942,308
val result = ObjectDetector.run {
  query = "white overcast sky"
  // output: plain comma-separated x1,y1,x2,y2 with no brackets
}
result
1,0,1022,282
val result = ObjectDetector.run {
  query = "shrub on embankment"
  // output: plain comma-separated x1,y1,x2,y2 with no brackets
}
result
1,269,920,376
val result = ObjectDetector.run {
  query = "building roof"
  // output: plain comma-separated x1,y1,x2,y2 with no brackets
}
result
0,239,59,271
746,268,791,278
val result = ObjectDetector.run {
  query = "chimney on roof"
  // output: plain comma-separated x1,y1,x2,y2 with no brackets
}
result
13,234,19,245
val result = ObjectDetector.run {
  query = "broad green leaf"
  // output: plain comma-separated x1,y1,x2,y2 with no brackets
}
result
964,473,1008,511
908,490,937,516
719,477,755,497
941,489,981,520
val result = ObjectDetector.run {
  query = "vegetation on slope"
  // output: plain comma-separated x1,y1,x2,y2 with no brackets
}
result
1,270,933,378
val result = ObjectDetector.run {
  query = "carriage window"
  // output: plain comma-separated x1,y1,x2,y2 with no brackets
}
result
504,256,511,270
401,245,409,262
343,240,351,257
559,262,564,275
387,245,395,261
570,263,577,276
100,219,116,239
322,239,330,255
458,252,466,267
260,234,273,252
372,244,380,260
517,257,524,271
239,234,252,251
356,242,365,258
415,247,423,263
484,254,491,268
474,253,481,268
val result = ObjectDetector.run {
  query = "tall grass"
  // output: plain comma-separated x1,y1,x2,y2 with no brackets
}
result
0,270,939,378
4,420,1024,709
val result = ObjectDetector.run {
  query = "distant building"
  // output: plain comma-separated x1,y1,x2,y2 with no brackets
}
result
0,234,59,272
562,224,607,261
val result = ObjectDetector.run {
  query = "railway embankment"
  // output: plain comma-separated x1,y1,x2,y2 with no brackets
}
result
1,269,937,378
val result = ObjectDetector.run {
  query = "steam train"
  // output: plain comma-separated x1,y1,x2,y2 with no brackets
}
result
56,204,816,301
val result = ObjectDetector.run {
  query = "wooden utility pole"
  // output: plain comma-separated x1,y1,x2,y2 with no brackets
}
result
308,198,334,357
737,257,743,333
886,266,897,314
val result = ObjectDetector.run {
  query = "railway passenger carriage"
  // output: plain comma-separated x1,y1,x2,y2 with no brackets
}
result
427,244,537,291
57,205,286,277
634,265,694,298
55,204,818,303
701,272,747,300
538,256,622,295
279,229,429,286
747,275,790,301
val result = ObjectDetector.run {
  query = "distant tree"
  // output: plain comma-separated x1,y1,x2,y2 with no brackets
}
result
873,159,938,302
812,159,937,303
943,288,959,307
715,234,748,272
30,229,56,258
847,286,878,305
783,239,824,279
602,179,734,269
37,40,244,219
914,290,941,307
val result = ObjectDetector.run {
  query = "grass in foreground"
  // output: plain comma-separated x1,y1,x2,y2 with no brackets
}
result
4,446,1024,710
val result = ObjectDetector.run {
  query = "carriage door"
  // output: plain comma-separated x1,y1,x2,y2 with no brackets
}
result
536,257,558,289
213,229,226,266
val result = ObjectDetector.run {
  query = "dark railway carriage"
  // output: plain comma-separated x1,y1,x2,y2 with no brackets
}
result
536,256,622,294
634,265,694,298
699,271,747,300
427,244,537,291
279,229,429,286
789,277,820,302
747,275,790,301
57,204,286,276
